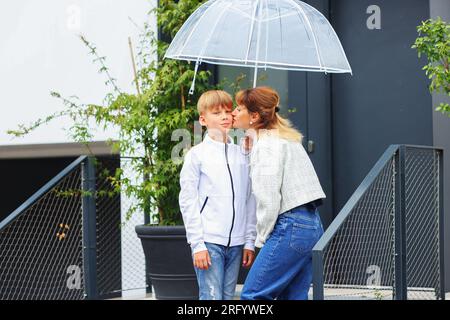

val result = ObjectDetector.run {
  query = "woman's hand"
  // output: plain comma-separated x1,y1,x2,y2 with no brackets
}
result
193,250,212,270
242,249,255,268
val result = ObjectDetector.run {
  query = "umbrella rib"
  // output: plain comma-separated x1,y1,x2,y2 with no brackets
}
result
169,54,350,72
178,0,221,57
305,2,353,75
293,6,311,42
229,4,254,20
264,0,269,70
275,0,283,62
189,0,231,94
289,0,325,71
264,12,298,23
328,24,353,75
197,1,232,59
245,0,259,64
253,0,263,87
301,1,352,74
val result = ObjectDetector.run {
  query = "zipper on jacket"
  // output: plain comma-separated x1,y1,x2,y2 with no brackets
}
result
224,143,236,247
200,196,209,214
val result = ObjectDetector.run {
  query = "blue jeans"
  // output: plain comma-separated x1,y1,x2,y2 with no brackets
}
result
194,242,243,300
241,206,324,300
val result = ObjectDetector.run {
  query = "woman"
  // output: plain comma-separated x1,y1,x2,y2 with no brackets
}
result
231,86,326,300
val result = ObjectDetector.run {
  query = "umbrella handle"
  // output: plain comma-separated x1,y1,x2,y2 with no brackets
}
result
189,60,201,95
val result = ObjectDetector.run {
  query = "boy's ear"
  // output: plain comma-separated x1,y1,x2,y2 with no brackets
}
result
199,114,207,126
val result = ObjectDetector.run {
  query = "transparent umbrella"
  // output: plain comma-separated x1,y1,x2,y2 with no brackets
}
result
164,0,352,94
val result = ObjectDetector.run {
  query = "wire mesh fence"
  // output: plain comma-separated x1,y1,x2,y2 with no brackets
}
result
0,156,148,300
318,157,395,300
313,145,444,300
93,156,147,299
404,147,442,300
113,157,146,297
95,157,123,298
0,146,444,300
0,165,85,300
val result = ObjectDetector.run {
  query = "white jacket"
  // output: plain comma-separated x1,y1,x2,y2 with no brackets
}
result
179,134,257,254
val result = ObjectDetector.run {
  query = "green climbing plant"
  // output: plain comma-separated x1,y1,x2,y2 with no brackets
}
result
8,0,216,225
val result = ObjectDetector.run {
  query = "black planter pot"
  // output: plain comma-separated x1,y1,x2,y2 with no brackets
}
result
135,225,199,300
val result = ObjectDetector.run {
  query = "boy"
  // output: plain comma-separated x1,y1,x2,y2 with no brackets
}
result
179,90,257,300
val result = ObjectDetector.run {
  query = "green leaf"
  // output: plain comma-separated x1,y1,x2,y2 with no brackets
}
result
414,18,450,118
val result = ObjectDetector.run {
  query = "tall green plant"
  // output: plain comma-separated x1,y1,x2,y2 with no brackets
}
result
8,0,215,225
413,17,450,117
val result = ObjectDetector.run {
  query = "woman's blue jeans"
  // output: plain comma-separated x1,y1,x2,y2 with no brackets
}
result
241,206,324,300
194,242,243,300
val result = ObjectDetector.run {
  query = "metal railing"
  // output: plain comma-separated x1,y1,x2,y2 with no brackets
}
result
1,145,444,300
0,156,147,300
312,145,445,300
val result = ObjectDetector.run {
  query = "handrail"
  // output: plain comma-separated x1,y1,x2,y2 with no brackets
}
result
0,155,88,231
312,144,444,300
401,144,443,151
312,144,399,252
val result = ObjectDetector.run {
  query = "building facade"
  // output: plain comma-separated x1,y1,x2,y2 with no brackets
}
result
1,0,449,293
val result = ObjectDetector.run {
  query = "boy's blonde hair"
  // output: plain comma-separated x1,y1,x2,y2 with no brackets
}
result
197,90,233,114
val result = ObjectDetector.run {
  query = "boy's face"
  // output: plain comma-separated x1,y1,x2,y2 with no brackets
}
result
199,104,233,134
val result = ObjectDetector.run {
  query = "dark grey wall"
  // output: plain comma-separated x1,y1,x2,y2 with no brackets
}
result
0,157,76,221
305,0,334,229
288,0,334,229
430,0,450,293
331,0,433,215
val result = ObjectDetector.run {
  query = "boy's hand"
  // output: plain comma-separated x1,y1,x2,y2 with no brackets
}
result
242,249,255,268
193,250,212,270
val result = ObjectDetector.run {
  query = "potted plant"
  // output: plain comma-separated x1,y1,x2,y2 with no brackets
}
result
8,0,216,300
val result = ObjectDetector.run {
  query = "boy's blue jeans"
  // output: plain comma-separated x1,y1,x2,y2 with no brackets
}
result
194,242,243,300
241,206,324,300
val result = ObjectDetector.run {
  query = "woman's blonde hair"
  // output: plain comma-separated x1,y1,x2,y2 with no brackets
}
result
197,90,233,114
235,86,303,143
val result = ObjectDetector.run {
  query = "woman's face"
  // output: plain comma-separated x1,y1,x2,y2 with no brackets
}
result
231,104,252,129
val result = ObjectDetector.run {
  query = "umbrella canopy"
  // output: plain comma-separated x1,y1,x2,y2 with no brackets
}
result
165,0,352,93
